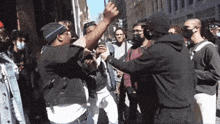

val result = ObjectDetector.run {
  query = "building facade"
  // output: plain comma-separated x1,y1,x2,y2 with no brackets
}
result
126,0,148,39
125,0,220,39
0,0,89,55
105,0,127,40
72,0,90,37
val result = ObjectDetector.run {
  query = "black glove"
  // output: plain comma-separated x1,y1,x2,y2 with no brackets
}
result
126,87,137,101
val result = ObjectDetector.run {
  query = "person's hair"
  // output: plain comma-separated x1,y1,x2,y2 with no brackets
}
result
114,27,125,35
133,21,147,29
170,25,182,34
0,28,9,42
83,21,97,35
114,27,127,40
208,20,220,29
11,29,29,42
200,20,216,44
58,20,78,39
185,18,202,29
58,20,74,31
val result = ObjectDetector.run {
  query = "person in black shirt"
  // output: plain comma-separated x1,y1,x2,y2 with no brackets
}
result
38,2,118,123
101,12,198,124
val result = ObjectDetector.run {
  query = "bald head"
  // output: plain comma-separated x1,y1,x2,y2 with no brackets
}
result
184,18,201,29
183,18,204,43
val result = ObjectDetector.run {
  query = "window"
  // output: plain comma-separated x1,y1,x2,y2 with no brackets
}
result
174,0,178,11
168,0,172,13
187,13,194,19
156,0,158,10
188,0,193,5
218,4,220,14
152,1,154,13
160,0,163,10
181,0,185,8
197,0,202,2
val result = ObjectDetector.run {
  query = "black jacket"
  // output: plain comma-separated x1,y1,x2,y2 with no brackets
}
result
38,44,89,107
190,40,220,95
106,34,197,108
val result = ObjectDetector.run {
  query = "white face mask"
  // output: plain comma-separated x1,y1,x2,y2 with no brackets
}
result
217,32,220,37
16,42,26,50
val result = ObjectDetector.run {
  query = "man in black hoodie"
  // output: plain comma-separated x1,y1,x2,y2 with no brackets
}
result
101,12,197,124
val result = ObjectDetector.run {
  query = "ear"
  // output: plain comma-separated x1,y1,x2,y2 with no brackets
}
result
57,34,63,42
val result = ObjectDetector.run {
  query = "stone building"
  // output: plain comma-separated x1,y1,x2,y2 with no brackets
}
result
0,0,17,33
0,0,89,54
72,0,90,37
104,0,127,40
125,0,148,39
125,0,220,39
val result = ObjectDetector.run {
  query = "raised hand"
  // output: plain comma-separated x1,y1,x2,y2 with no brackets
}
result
101,47,110,61
103,2,119,25
96,44,107,56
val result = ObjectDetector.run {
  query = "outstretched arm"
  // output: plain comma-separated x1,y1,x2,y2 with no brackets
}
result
86,2,119,50
101,50,157,75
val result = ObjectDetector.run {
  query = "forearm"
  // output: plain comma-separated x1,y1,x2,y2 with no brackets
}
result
86,20,109,50
196,69,220,82
106,55,143,74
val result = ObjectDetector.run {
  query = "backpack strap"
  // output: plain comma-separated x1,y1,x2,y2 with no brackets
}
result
125,40,128,55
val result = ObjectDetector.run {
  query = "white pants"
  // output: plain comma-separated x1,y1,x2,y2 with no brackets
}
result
194,93,216,124
46,86,89,124
87,87,118,124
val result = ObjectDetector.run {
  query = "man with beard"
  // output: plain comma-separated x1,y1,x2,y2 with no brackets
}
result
101,12,197,123
183,18,220,123
120,21,156,123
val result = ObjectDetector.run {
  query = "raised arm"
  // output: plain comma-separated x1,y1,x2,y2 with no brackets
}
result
86,2,119,50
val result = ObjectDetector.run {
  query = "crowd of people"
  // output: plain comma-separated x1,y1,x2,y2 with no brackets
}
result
1,2,220,124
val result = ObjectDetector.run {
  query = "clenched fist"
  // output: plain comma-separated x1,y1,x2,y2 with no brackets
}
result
103,2,119,24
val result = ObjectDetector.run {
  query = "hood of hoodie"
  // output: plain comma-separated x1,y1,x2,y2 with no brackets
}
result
156,34,185,52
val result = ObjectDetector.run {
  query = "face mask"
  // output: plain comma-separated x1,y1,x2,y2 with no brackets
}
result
16,42,26,50
132,34,145,48
182,27,194,40
217,32,220,37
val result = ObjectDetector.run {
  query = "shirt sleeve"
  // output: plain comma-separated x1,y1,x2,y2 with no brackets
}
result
67,45,85,61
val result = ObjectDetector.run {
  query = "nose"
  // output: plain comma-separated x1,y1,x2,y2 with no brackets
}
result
133,32,138,35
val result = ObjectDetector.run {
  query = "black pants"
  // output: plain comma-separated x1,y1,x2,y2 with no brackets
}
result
118,81,138,122
154,106,196,124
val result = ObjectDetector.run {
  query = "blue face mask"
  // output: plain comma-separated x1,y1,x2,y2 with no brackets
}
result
16,42,26,50
217,32,220,37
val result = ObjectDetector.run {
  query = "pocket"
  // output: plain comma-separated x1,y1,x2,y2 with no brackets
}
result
169,107,194,123
170,110,184,121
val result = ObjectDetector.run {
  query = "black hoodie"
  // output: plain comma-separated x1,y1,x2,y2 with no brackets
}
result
106,34,197,108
